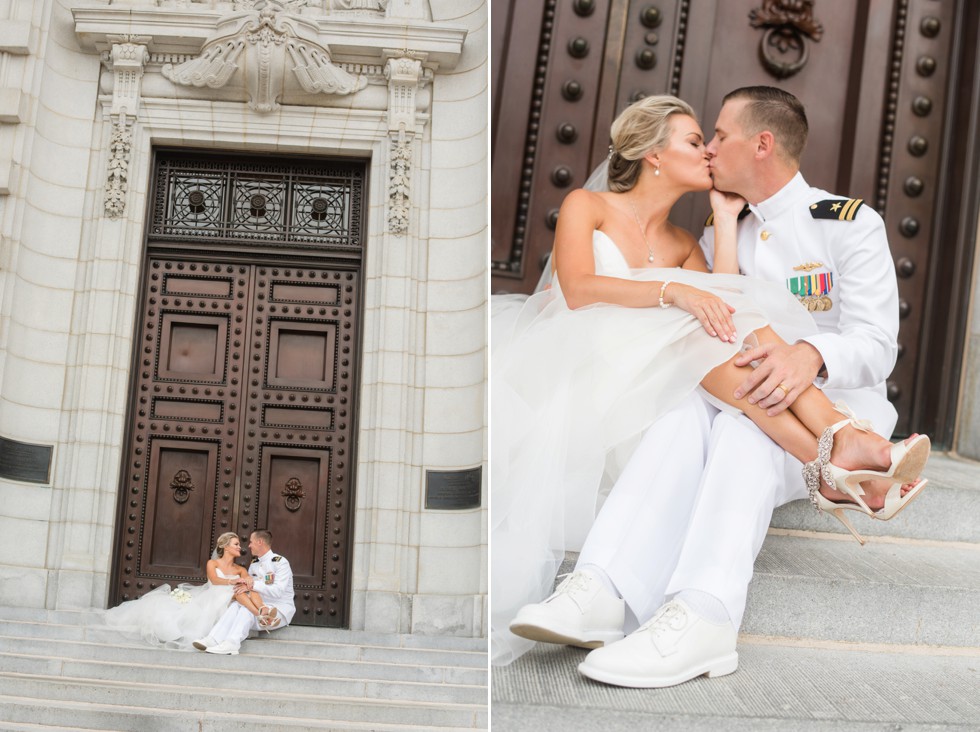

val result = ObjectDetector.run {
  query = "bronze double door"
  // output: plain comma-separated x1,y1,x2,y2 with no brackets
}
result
111,152,364,627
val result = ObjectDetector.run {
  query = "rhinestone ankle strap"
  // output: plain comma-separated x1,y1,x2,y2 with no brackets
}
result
802,425,835,509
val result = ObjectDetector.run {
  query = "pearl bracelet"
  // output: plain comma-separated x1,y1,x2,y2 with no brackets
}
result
659,280,672,309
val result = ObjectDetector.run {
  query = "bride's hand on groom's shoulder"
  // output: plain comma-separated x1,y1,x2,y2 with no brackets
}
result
665,282,738,343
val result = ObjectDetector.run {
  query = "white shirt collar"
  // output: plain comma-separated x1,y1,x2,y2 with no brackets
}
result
256,549,274,562
750,171,809,222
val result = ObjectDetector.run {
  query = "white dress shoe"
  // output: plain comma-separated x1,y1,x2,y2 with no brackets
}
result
192,636,216,651
577,599,737,687
205,640,240,655
509,571,625,649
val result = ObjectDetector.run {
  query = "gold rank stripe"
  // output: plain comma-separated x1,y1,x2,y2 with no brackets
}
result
839,198,863,221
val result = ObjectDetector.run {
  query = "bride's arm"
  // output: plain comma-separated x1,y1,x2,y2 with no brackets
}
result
554,189,663,310
556,190,738,341
706,188,746,274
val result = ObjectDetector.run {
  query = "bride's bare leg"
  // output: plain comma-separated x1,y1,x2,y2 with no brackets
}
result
699,344,916,510
747,327,919,500
234,588,263,616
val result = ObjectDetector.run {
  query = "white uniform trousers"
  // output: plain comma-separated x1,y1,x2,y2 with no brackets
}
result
209,603,260,650
577,387,895,631
663,411,798,628
576,393,719,625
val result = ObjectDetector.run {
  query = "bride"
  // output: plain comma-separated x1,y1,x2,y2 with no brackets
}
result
103,532,259,650
491,95,927,664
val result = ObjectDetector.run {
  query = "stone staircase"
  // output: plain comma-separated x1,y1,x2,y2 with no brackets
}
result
0,607,487,731
492,452,980,731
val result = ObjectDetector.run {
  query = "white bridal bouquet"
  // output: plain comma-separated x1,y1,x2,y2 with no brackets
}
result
170,587,192,604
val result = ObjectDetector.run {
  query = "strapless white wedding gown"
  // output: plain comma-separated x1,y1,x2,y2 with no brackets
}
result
103,568,237,650
491,230,817,664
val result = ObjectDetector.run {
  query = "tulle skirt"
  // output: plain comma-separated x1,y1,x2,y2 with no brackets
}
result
103,582,235,651
490,268,817,664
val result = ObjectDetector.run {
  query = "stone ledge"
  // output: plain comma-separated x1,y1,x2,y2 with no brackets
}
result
0,89,26,124
0,20,31,55
71,7,467,68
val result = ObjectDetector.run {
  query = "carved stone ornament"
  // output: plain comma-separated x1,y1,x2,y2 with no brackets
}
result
170,469,195,504
103,35,149,219
749,0,823,79
387,137,411,234
162,0,367,113
282,476,304,512
104,119,133,220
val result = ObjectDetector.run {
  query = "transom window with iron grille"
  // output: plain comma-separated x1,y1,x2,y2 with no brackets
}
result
149,151,366,251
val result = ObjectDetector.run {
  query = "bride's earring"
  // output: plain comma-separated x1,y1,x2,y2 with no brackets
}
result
654,166,661,176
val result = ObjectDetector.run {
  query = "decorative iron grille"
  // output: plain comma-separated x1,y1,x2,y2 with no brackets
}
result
150,152,365,250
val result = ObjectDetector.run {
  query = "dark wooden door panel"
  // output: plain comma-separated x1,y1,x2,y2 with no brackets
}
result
141,440,219,576
257,447,331,583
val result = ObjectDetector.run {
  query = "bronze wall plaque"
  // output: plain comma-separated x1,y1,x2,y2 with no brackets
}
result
0,436,53,484
425,467,482,510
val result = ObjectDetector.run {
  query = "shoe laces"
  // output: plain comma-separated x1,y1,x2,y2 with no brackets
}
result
547,572,591,601
637,602,688,639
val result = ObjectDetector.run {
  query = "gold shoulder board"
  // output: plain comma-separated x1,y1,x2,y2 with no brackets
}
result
809,198,864,221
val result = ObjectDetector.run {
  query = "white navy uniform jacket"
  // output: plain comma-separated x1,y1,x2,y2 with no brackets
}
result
700,172,899,436
249,550,297,625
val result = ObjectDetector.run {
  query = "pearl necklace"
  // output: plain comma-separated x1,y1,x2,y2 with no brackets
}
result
628,193,656,263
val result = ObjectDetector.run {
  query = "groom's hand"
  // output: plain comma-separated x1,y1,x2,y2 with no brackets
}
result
733,341,823,415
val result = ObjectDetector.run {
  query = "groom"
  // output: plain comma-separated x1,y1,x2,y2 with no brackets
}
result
194,529,296,655
509,86,900,686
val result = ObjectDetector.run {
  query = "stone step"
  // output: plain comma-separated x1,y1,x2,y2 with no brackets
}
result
0,652,486,706
0,634,485,686
491,637,980,730
559,530,980,648
771,453,980,543
0,606,485,654
0,606,488,730
0,619,485,670
0,674,486,730
741,532,980,647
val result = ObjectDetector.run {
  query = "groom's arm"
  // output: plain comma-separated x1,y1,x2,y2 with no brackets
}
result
733,206,898,413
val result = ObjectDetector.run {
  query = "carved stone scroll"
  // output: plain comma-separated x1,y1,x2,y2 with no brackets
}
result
383,54,424,134
749,0,823,79
104,35,149,219
162,1,366,113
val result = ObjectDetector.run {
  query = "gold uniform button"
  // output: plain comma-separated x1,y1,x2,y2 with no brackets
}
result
760,230,771,241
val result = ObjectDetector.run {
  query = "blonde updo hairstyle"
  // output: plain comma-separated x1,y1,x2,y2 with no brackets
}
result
607,95,697,192
215,531,239,558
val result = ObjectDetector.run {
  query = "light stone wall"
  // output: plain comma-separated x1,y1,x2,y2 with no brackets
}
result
0,0,487,639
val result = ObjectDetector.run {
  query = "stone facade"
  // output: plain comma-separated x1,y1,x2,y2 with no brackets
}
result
0,0,486,639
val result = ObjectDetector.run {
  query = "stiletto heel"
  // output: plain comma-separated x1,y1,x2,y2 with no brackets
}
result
809,490,867,545
802,403,930,543
258,605,280,632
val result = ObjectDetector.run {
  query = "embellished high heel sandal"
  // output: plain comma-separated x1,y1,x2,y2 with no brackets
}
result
258,605,281,632
802,403,931,544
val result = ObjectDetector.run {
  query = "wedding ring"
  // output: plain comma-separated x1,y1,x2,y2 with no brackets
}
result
776,383,788,394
